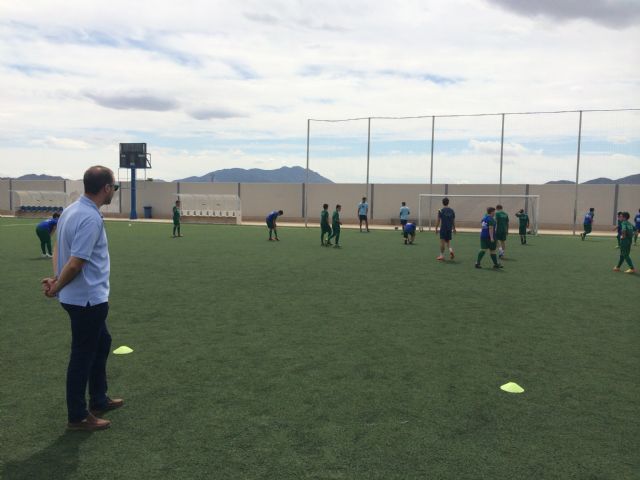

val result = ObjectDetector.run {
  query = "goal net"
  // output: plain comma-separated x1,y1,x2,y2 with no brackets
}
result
418,194,539,234
177,194,242,222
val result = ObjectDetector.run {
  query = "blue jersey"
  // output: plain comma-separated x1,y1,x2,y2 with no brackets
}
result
635,213,640,228
480,214,494,239
403,222,416,234
583,212,593,225
438,207,455,231
37,217,58,233
399,206,410,220
266,211,279,222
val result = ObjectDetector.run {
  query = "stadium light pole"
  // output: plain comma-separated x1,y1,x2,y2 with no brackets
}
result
572,110,583,235
305,118,310,227
499,113,505,197
366,117,371,199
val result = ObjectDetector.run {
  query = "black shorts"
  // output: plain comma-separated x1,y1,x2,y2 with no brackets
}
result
439,229,452,241
400,219,407,226
359,214,367,221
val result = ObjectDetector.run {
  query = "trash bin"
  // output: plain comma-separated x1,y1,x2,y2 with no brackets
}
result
143,206,152,219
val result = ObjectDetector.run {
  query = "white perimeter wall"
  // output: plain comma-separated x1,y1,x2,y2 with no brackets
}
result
2,180,638,229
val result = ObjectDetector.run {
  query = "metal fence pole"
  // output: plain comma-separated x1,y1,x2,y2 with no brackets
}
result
366,117,371,198
572,111,583,235
428,116,435,231
499,113,505,197
305,119,310,227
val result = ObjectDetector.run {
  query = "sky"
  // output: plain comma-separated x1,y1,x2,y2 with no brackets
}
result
0,0,639,183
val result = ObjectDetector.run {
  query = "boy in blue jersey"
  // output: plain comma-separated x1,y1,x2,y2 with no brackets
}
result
399,202,410,231
357,197,369,232
35,212,61,257
435,197,455,261
266,210,283,241
635,209,640,245
403,222,416,245
580,208,594,240
475,207,502,269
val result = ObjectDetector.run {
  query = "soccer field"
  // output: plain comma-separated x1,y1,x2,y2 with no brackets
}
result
1,217,638,479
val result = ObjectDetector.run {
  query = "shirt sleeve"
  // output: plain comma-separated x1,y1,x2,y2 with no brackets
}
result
70,217,103,261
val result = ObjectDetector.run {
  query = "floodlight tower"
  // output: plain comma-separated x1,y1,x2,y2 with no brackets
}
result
119,143,151,219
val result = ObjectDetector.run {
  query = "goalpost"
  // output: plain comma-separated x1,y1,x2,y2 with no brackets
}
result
418,194,540,234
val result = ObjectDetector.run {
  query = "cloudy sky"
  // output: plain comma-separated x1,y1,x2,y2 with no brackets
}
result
0,0,639,183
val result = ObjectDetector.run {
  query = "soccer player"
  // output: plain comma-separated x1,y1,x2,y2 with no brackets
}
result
357,197,369,232
613,211,623,249
172,200,182,237
35,212,61,257
613,212,636,273
403,221,416,245
328,204,342,248
495,204,509,258
634,209,640,245
475,207,502,269
266,209,283,241
435,197,455,261
320,203,332,246
399,202,410,231
581,208,594,240
515,209,529,244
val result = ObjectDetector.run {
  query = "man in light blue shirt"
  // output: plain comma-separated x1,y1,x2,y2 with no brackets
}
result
357,197,370,232
399,202,410,230
42,166,123,431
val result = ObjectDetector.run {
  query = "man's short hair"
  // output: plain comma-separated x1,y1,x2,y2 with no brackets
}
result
496,204,503,210
362,197,366,201
84,166,114,195
336,204,341,209
323,203,328,209
442,197,449,206
401,201,406,206
487,207,496,214
589,208,595,212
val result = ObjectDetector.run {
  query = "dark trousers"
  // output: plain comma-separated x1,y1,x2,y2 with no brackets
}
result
61,302,112,422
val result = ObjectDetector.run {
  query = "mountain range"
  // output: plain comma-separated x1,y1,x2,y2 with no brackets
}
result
546,173,640,185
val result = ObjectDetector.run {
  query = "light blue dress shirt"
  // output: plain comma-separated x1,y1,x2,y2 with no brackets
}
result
399,206,410,220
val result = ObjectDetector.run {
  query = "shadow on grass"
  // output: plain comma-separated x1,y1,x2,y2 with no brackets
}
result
2,431,91,480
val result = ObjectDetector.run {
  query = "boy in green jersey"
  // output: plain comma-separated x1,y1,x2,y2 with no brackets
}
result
515,209,529,244
613,212,636,273
476,207,502,269
172,200,182,237
328,204,342,248
320,203,332,246
495,204,509,258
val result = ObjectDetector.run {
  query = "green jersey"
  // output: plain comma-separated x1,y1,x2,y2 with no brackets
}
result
173,205,181,222
620,220,634,243
495,210,509,234
516,212,529,228
332,210,340,227
320,210,329,226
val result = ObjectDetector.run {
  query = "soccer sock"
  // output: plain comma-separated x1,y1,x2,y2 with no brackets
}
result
617,255,624,268
477,251,485,263
40,242,46,254
173,225,177,236
490,253,498,266
46,240,52,255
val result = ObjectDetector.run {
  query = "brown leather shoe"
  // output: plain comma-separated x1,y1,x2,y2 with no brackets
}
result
67,413,111,431
90,397,124,415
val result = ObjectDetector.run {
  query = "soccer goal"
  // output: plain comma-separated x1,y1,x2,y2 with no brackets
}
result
177,193,242,224
418,194,540,234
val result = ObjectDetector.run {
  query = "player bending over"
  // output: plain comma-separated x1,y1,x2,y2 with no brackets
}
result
475,207,502,269
403,222,416,245
515,209,529,244
35,212,60,257
435,197,455,261
320,204,332,246
581,208,594,240
266,210,283,241
613,212,636,274
328,204,342,248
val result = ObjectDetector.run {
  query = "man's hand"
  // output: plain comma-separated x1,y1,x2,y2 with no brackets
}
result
42,277,58,298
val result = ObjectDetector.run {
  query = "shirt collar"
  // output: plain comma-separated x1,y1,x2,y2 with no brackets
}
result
80,195,101,213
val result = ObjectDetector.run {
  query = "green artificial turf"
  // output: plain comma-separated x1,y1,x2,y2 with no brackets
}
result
1,217,638,479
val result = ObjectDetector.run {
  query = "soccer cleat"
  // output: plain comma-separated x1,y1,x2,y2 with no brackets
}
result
449,250,455,259
334,244,341,248
624,268,636,274
275,238,280,241
268,238,274,241
404,239,407,244
436,255,444,261
41,254,48,258
493,264,504,269
475,263,481,269
613,267,621,272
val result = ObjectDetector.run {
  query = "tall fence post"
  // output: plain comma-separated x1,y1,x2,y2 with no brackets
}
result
366,117,371,199
305,119,310,227
499,113,505,197
428,115,435,231
572,110,583,235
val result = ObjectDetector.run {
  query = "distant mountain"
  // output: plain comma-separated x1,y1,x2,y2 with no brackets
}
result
17,174,66,181
546,173,640,185
175,166,333,183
